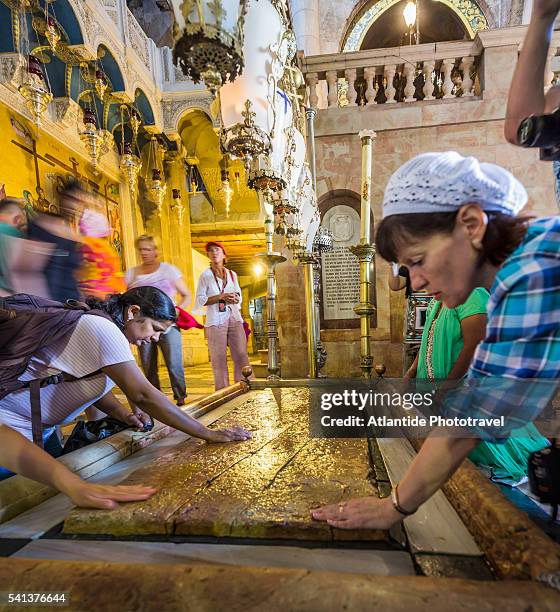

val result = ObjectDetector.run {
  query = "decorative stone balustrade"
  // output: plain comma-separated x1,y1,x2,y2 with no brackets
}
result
304,40,483,109
302,29,560,111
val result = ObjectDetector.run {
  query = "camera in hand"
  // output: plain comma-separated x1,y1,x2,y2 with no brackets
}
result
218,300,226,312
528,443,560,522
518,107,560,161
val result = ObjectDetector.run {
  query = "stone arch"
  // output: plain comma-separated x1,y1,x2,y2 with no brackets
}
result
162,97,215,139
96,44,127,92
50,0,85,45
132,86,157,126
65,0,95,48
318,189,363,216
341,0,490,52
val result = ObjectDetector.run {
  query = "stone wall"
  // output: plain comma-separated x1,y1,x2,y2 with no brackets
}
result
281,34,558,378
311,119,555,378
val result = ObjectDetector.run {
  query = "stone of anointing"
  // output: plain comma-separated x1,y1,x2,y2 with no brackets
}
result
64,389,388,542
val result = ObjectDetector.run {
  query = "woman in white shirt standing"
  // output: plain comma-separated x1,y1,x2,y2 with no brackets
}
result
126,235,191,406
195,242,251,390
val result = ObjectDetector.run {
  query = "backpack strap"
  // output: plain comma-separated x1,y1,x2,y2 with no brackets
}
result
29,379,44,449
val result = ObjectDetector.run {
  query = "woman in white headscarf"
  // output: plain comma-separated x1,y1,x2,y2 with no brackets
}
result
313,151,558,530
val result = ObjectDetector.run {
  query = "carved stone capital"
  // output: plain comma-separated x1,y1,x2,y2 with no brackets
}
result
0,53,24,91
51,97,81,129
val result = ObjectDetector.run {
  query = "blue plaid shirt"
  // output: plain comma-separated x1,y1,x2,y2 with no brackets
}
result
446,217,560,439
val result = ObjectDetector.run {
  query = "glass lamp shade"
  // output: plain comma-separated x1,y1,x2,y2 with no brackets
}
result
403,1,417,28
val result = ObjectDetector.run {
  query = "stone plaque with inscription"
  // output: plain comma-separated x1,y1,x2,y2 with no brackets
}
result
322,247,360,320
321,205,361,321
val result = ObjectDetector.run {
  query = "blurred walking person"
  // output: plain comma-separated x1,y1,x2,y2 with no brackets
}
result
125,235,191,406
27,180,85,302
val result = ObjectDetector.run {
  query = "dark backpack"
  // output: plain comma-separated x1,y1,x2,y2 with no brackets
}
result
0,294,111,447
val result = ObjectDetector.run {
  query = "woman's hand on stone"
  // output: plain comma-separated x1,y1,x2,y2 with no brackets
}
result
122,410,151,431
311,495,401,530
131,407,153,430
62,478,157,510
205,425,252,443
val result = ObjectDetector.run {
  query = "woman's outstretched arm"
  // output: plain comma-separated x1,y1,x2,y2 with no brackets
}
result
102,361,251,443
0,425,156,509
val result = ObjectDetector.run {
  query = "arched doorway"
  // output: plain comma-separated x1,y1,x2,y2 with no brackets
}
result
342,0,488,52
361,0,469,48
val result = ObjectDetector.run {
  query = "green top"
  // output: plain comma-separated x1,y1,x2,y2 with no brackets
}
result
415,287,548,482
417,288,489,380
0,222,22,237
0,222,23,293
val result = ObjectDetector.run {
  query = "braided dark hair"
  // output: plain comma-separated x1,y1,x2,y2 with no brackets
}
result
86,286,177,331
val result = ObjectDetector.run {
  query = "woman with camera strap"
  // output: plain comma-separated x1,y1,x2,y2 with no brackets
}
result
194,242,251,391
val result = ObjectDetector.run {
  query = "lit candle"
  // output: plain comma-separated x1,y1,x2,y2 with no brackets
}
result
359,130,376,244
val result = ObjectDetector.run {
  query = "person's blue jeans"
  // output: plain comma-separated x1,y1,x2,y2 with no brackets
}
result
0,430,63,481
138,325,187,402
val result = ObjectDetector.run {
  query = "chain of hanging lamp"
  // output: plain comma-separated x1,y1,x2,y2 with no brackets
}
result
118,104,142,204
145,135,167,214
16,0,53,127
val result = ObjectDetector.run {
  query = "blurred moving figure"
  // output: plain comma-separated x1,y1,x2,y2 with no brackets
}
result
78,205,126,299
0,198,52,297
126,235,191,406
28,181,85,302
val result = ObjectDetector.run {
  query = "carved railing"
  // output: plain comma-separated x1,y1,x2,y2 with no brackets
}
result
303,40,482,109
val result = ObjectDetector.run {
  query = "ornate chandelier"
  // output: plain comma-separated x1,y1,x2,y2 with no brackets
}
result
171,0,249,96
18,55,53,127
220,100,271,173
43,1,60,52
79,108,104,168
94,68,108,100
273,198,297,237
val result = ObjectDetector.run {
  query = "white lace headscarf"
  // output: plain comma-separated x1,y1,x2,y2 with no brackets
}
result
382,151,528,218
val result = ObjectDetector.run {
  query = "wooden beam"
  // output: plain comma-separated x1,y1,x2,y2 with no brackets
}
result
375,438,481,556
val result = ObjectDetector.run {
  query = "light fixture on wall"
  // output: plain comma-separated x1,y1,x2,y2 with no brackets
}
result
170,0,249,96
403,0,420,45
171,188,185,225
220,169,234,218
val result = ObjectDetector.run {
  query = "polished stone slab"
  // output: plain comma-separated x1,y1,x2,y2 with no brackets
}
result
64,388,387,542
14,540,416,575
0,403,239,541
